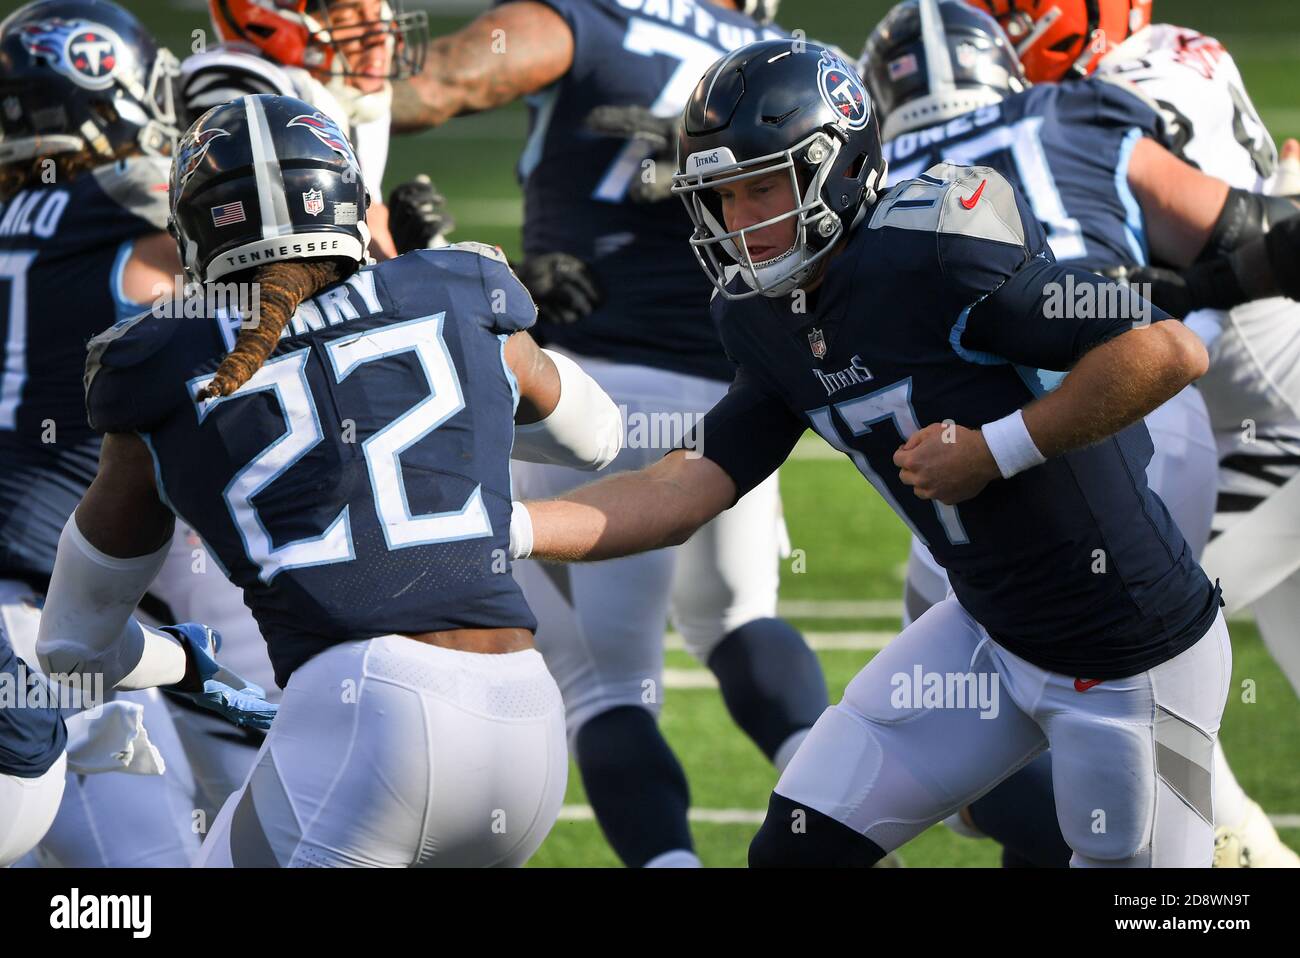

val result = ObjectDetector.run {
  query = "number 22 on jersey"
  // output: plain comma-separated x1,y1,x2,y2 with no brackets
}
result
189,313,492,583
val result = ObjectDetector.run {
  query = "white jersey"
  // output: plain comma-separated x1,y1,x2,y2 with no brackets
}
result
180,44,390,202
1097,24,1276,190
1099,23,1300,525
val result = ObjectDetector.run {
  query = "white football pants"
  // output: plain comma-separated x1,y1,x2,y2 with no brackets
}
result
776,595,1231,867
0,579,201,867
197,636,567,868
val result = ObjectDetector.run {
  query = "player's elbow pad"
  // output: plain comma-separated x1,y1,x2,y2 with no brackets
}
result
36,516,169,687
513,350,623,470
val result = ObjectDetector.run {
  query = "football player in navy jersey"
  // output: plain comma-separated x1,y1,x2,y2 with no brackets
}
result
504,38,1283,867
37,93,623,867
0,621,66,867
0,0,225,867
388,0,830,869
859,0,1300,868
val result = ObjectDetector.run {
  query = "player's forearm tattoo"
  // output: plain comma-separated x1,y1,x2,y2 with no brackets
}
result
390,3,573,133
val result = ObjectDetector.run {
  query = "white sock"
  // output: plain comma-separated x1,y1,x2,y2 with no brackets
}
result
1213,740,1249,828
773,728,811,775
643,849,702,868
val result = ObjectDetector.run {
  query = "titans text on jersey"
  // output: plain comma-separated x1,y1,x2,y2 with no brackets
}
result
695,163,1218,679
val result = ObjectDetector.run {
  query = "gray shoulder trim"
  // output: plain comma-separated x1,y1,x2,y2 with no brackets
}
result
448,240,509,264
91,156,171,232
84,310,152,398
870,162,1026,248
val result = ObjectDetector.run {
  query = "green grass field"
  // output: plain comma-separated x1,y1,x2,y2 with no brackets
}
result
132,0,1300,866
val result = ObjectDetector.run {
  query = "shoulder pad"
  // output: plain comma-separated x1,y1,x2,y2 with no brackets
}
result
84,309,178,392
1094,73,1168,133
870,163,1027,249
447,241,510,264
90,156,171,231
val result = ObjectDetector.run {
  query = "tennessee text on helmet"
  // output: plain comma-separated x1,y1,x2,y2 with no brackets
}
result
169,93,370,284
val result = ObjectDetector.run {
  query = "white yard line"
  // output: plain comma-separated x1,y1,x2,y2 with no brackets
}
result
558,805,1300,830
775,598,904,618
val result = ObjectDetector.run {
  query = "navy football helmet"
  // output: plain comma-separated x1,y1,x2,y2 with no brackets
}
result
0,0,179,166
672,40,887,299
860,0,1027,140
170,94,370,283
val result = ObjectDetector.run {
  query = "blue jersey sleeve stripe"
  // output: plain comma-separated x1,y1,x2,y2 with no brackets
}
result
110,239,146,325
519,87,561,183
949,305,1011,366
1115,128,1149,266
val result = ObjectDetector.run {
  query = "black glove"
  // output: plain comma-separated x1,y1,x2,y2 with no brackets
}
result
515,253,602,327
386,174,455,254
1127,259,1247,317
584,104,678,204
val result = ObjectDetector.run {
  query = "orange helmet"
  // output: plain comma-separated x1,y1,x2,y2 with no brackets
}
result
966,1,1152,82
208,0,427,80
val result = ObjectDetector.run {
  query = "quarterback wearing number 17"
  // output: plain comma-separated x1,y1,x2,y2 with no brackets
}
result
513,41,1233,868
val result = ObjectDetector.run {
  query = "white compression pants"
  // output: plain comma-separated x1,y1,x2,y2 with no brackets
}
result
1196,299,1300,695
0,752,66,867
511,351,788,737
196,636,567,868
776,596,1232,867
0,579,201,867
904,386,1218,624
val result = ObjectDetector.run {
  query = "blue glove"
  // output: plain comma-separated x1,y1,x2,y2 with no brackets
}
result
159,623,278,731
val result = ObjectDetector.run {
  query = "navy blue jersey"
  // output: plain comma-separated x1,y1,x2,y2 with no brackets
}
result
85,245,539,688
514,0,782,381
697,164,1217,679
0,157,170,588
883,78,1164,273
0,622,67,779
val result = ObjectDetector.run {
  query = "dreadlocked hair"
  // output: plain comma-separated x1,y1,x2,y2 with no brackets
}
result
196,259,348,401
0,144,140,202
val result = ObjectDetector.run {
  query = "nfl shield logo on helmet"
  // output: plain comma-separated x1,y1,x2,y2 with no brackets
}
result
302,189,325,216
808,327,827,359
817,50,870,131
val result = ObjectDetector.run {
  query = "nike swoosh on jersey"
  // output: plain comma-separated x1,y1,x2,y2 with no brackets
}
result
959,179,988,210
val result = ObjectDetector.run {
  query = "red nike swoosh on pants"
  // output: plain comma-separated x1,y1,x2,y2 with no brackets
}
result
1074,678,1103,692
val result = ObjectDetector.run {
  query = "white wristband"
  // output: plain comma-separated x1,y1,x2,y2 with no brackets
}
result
509,501,534,560
980,409,1046,479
